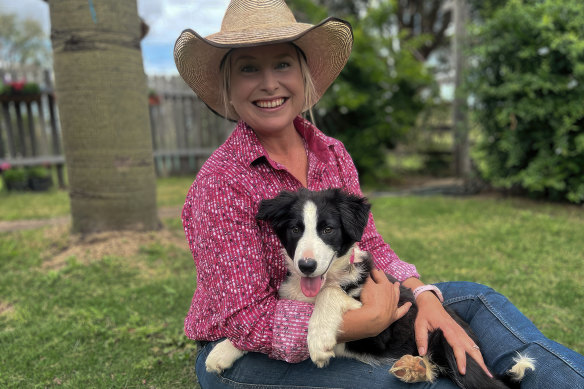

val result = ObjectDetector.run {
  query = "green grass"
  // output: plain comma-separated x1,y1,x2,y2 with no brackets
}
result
0,176,195,221
370,195,584,352
0,186,582,387
0,220,199,388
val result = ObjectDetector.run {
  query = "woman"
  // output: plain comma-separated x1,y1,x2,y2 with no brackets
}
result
174,1,584,388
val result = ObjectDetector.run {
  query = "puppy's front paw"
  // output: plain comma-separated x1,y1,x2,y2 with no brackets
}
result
205,340,246,374
308,331,336,368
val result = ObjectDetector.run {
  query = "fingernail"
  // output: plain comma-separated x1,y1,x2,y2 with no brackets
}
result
418,347,425,355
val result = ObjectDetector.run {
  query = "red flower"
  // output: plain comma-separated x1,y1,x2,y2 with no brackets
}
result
10,81,25,91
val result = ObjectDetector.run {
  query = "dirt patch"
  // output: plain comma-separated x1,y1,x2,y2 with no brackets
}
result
0,301,15,317
41,224,187,271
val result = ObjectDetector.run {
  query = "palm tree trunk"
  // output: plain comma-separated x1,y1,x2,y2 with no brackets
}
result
48,0,159,233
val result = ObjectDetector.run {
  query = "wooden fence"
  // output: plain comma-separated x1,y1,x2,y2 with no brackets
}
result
0,69,66,187
0,68,233,186
147,76,233,176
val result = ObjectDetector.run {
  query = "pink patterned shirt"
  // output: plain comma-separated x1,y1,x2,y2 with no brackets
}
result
182,116,419,363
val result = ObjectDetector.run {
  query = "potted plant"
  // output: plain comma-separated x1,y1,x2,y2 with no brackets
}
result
0,80,41,103
2,166,29,191
27,165,53,191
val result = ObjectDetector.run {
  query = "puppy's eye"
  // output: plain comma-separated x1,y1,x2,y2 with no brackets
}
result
291,226,301,234
323,227,333,234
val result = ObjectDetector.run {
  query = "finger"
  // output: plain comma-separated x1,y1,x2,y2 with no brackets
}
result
392,281,401,296
394,302,412,320
453,344,467,375
414,319,429,356
468,346,493,378
370,268,387,283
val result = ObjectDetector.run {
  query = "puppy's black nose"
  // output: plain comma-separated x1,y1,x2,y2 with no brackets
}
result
298,258,317,275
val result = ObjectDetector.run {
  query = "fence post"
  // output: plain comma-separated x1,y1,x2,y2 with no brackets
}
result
25,100,39,156
44,69,66,188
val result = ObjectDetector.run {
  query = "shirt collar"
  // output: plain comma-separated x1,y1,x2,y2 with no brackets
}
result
236,116,334,168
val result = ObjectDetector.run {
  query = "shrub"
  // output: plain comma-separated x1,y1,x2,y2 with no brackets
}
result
27,166,50,179
470,0,584,203
2,167,28,191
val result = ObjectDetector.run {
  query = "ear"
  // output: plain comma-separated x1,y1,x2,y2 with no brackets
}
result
256,191,298,224
334,190,371,242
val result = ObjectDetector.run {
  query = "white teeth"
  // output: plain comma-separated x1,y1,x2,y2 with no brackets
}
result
256,98,285,108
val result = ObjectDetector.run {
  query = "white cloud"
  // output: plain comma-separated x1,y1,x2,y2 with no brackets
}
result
139,0,229,44
0,0,50,33
0,0,230,75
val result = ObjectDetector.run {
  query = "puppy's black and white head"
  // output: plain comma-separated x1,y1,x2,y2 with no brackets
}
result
257,188,370,297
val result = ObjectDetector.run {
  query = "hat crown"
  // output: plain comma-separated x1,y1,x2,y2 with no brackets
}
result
220,0,297,33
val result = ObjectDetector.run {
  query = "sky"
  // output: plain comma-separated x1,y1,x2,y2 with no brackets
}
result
0,0,231,75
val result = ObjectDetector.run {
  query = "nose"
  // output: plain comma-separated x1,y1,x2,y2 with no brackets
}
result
260,69,279,92
298,258,317,275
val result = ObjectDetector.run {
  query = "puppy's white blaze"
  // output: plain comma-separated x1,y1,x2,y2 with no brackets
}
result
508,353,535,381
295,201,337,276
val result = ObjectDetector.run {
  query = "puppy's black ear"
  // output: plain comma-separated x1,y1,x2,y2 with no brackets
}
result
256,191,298,224
335,190,371,242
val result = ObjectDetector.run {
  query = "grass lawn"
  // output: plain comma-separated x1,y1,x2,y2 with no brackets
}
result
0,176,195,221
0,179,582,388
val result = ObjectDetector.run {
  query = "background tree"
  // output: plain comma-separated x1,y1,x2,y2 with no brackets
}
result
46,0,159,233
469,0,584,203
289,0,435,185
394,0,452,62
0,13,51,72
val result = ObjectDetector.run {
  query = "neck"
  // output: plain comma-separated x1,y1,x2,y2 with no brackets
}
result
255,123,302,158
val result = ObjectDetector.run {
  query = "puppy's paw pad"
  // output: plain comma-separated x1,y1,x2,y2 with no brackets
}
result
390,355,436,383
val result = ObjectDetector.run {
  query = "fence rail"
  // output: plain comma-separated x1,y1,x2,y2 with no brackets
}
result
0,69,233,186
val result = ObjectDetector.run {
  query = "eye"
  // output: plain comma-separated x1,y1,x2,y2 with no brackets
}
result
322,226,333,234
276,61,290,70
240,65,258,73
291,226,301,234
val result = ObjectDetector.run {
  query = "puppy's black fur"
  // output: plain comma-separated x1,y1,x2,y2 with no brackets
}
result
257,188,512,389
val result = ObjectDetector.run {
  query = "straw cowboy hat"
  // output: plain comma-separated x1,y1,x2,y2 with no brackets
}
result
174,0,353,120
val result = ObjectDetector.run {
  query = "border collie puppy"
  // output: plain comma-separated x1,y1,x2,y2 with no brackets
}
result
205,189,534,388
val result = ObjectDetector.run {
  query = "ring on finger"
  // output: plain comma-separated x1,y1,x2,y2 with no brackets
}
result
471,344,480,351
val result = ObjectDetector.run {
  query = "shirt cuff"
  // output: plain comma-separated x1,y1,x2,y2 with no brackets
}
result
270,298,314,363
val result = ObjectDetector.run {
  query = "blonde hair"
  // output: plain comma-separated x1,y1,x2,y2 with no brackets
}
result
220,44,317,123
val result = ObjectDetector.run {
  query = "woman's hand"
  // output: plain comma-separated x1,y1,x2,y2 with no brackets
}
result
414,292,493,377
339,269,411,342
361,269,412,333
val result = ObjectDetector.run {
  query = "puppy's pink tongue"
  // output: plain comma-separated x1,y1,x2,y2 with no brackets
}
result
300,276,322,297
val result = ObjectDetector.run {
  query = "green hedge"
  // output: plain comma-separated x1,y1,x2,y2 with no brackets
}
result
470,0,584,203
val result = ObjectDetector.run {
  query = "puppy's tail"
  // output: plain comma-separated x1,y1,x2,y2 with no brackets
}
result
507,352,535,381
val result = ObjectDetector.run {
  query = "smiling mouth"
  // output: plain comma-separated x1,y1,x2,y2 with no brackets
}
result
254,98,286,108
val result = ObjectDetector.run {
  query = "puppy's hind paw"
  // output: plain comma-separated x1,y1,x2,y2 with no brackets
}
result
390,355,437,383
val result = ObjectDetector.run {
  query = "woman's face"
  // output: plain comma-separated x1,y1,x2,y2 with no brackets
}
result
228,43,305,135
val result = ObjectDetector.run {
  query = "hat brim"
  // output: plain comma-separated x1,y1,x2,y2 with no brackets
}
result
174,17,353,120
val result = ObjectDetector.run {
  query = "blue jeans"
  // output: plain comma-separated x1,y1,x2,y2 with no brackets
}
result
195,282,584,388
